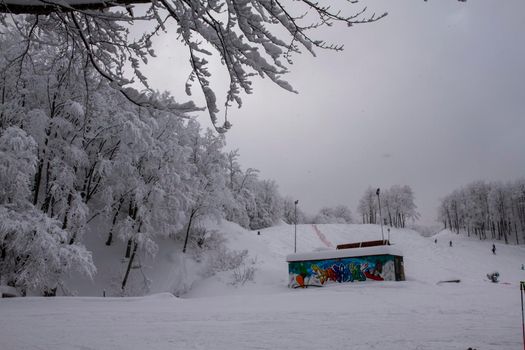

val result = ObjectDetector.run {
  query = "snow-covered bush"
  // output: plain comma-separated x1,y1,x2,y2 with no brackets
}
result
212,248,249,272
181,227,225,256
0,206,95,295
231,256,257,286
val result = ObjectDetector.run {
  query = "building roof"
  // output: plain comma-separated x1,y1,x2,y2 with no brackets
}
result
286,245,403,262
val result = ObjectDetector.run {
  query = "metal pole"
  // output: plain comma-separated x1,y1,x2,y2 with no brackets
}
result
521,281,525,350
376,188,384,242
294,200,299,253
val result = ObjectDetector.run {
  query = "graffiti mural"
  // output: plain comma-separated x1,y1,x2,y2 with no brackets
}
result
288,255,401,288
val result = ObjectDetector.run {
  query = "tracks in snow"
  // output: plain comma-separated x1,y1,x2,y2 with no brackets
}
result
311,224,334,248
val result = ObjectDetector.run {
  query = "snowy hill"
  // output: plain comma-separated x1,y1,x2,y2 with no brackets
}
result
65,221,525,298
187,222,525,297
1,222,524,350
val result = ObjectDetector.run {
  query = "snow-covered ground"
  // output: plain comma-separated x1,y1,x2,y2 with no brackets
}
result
1,223,524,349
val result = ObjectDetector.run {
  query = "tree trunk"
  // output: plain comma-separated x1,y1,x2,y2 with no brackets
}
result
124,202,138,257
182,209,197,253
125,239,132,258
121,241,137,290
105,197,125,246
33,158,44,205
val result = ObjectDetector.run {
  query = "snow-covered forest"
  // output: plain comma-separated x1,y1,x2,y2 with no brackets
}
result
0,27,284,295
438,179,525,245
0,0,399,296
0,20,374,296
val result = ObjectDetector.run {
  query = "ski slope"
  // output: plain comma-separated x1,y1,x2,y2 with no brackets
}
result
1,223,524,349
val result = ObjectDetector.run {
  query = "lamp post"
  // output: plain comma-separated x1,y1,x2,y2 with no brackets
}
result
376,188,384,242
294,200,299,253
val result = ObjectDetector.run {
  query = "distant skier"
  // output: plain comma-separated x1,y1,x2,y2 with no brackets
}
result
434,238,437,244
491,244,496,255
449,240,452,247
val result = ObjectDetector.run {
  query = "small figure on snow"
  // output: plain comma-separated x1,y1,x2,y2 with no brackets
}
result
434,238,437,244
449,240,452,247
487,271,499,283
257,231,260,236
491,244,496,255
522,264,524,270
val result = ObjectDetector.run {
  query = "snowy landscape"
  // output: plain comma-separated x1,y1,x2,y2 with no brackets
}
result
1,0,525,349
1,223,524,349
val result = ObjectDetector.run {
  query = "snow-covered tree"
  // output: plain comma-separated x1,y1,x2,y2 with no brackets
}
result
357,187,378,224
222,150,259,228
181,124,229,253
383,185,419,228
249,179,283,230
0,127,95,295
0,127,37,205
0,22,312,294
0,1,388,131
0,27,198,293
358,185,418,227
282,197,306,225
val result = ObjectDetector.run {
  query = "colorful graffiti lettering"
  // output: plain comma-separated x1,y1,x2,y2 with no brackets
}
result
335,263,351,282
291,261,310,288
312,265,329,284
363,260,384,281
288,255,400,288
349,262,366,282
325,267,336,282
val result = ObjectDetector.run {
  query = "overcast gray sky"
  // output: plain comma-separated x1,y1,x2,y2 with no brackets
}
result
142,0,525,225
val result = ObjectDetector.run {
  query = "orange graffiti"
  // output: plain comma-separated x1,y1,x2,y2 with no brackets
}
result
295,275,305,288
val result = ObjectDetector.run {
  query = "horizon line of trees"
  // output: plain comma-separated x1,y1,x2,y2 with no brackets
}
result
284,203,354,226
438,179,525,245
